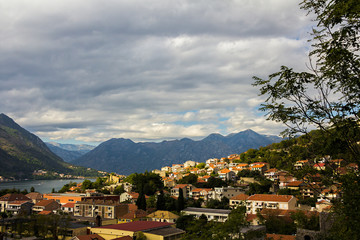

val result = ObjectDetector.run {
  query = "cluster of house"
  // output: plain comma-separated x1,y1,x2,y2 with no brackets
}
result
151,155,356,213
0,190,186,240
0,154,357,240
31,169,107,179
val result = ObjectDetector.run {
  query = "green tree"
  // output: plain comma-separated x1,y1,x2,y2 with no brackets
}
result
113,185,125,195
253,1,360,239
178,173,198,185
81,179,93,191
30,186,35,192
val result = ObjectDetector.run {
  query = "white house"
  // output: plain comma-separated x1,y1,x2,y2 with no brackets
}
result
246,194,297,214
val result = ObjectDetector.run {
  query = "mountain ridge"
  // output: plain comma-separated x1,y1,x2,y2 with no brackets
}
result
72,130,282,175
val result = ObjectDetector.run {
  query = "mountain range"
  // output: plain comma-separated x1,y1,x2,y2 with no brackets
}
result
0,113,98,179
71,130,282,175
45,142,95,162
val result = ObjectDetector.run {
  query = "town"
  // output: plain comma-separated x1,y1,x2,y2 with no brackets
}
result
1,152,354,240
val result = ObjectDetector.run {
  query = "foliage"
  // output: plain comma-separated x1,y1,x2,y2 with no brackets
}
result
196,162,206,169
253,0,360,238
113,185,125,195
205,197,229,209
136,190,147,211
156,190,166,210
205,176,227,188
177,188,185,212
290,210,319,231
176,214,195,230
178,173,198,185
297,197,317,207
58,181,77,193
125,171,163,195
181,207,263,240
246,180,272,195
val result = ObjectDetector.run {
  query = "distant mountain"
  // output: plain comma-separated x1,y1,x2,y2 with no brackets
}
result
45,142,95,162
0,113,99,179
72,129,282,175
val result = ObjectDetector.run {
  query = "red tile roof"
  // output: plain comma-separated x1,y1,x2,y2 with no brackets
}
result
95,221,173,232
247,194,294,202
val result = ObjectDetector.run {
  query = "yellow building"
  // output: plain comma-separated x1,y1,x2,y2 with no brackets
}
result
146,210,179,223
90,221,185,240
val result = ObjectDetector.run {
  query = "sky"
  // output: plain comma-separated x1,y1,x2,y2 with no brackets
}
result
0,0,314,145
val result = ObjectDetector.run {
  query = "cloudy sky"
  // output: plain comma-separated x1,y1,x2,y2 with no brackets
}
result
1,0,314,145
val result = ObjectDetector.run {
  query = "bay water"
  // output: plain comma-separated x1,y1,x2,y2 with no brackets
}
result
0,179,95,194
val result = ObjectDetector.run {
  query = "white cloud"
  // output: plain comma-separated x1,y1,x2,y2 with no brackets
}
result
0,0,314,144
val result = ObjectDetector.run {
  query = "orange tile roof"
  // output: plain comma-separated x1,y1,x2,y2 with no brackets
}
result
265,168,278,173
192,188,212,193
38,210,52,215
251,164,266,168
34,199,57,207
174,184,189,189
230,193,249,201
286,181,304,187
247,194,294,202
266,234,296,240
0,193,30,202
75,234,105,240
296,160,309,163
237,163,248,167
219,168,231,174
8,200,31,205
26,192,43,200
62,203,75,208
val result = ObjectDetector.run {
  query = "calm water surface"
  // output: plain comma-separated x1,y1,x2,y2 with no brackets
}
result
0,179,95,193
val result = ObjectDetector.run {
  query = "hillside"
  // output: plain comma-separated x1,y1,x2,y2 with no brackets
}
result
238,129,360,171
0,113,99,179
72,129,282,175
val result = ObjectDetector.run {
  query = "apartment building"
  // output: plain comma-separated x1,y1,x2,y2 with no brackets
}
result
74,200,128,219
246,194,297,214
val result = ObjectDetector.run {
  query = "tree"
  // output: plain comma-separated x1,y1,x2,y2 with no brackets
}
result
177,188,185,212
178,173,198,185
30,186,35,192
156,190,166,210
136,190,147,211
81,179,93,191
113,185,125,195
253,1,360,239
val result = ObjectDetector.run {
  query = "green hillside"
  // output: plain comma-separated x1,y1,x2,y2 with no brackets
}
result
239,129,359,171
0,113,100,179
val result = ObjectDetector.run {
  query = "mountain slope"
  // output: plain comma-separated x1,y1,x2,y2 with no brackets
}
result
45,142,95,162
73,129,281,175
0,113,98,179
